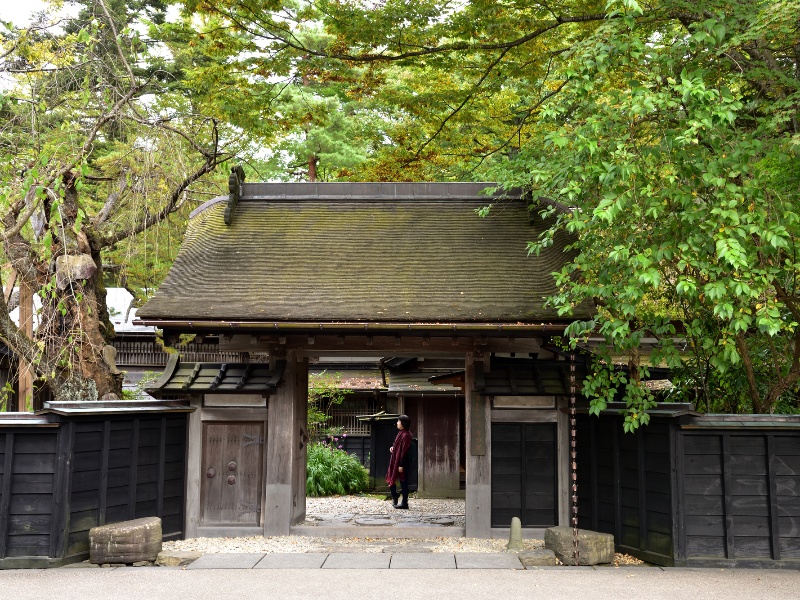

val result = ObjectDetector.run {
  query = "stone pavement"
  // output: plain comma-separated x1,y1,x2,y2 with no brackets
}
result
184,551,523,570
2,562,798,600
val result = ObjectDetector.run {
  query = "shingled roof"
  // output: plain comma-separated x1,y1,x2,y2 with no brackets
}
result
138,182,592,326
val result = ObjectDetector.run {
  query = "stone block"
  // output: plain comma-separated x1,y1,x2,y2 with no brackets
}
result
506,517,523,552
390,553,456,569
518,549,558,567
185,553,265,570
157,550,204,567
454,553,524,569
544,527,614,566
89,517,162,565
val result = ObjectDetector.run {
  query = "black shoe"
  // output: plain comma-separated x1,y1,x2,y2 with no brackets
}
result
390,490,399,507
394,503,409,509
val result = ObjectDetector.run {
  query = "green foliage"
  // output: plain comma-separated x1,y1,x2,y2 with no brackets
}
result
307,371,353,439
506,0,800,421
221,0,800,423
306,440,369,497
120,370,161,400
0,1,233,399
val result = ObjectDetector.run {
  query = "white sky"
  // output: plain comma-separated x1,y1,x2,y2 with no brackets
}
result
2,1,51,26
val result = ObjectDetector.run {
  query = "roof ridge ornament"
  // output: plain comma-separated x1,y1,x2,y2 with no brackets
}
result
224,165,246,225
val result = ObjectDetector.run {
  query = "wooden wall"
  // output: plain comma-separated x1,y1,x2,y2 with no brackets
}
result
575,415,676,566
66,415,187,557
0,408,189,569
678,431,800,565
0,429,61,561
576,412,800,568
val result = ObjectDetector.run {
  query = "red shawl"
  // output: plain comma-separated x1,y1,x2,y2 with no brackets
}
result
385,429,412,485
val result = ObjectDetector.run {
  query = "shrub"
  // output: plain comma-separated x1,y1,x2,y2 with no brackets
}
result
306,441,369,497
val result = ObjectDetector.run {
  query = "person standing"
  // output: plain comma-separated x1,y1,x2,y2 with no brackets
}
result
386,414,412,509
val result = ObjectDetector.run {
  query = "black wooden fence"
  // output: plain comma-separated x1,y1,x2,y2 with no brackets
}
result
0,401,190,568
576,406,800,568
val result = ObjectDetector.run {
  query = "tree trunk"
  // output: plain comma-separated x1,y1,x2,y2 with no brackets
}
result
308,155,318,182
32,176,123,401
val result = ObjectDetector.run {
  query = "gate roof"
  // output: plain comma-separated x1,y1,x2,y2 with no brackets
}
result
137,182,593,332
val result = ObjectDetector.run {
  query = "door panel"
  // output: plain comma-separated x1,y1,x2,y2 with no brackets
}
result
201,422,265,526
491,423,557,528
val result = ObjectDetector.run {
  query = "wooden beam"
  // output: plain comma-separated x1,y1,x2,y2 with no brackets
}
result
18,281,33,411
218,333,548,355
0,434,15,558
766,435,781,560
465,354,491,538
184,397,203,538
265,351,304,536
2,267,16,303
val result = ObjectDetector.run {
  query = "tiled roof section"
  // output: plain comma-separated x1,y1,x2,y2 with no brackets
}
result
387,370,464,394
477,357,587,396
147,355,285,396
138,182,592,323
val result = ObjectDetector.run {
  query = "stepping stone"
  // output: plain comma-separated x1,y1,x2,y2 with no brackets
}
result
390,553,455,569
89,517,162,565
185,553,265,570
353,517,394,526
255,554,328,569
422,517,456,526
544,527,614,566
518,549,558,567
322,553,391,569
454,553,524,569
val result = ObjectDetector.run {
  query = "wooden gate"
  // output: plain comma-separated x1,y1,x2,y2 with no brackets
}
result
491,423,557,528
201,422,265,526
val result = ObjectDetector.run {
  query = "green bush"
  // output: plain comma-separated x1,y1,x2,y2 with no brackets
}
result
306,441,369,497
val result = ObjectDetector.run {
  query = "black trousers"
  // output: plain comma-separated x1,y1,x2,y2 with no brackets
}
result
390,477,409,498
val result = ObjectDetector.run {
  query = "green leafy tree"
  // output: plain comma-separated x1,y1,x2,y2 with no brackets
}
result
184,0,800,422
0,0,235,401
494,0,800,422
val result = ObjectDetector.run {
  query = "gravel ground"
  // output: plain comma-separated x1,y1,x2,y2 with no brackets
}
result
163,495,642,564
305,494,464,516
164,494,537,554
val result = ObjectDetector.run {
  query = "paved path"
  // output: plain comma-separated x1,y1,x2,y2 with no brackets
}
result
0,562,796,600
184,551,522,569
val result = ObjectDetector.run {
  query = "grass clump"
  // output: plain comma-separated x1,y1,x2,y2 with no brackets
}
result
306,440,370,497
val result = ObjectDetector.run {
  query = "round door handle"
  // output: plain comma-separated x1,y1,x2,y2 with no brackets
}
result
227,475,236,485
228,461,237,471
206,468,216,479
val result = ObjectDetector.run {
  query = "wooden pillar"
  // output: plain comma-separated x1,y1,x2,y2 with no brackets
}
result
184,396,203,538
465,353,491,538
17,282,34,411
557,397,570,525
291,354,309,523
264,351,307,536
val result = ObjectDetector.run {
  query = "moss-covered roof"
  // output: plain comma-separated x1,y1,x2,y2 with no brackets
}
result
138,182,592,324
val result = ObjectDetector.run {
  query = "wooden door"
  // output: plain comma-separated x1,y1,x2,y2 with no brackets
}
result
421,397,460,495
201,422,265,526
491,423,557,528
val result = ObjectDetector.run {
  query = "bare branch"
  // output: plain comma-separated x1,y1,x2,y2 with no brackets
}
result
94,177,129,226
206,4,616,63
97,0,136,84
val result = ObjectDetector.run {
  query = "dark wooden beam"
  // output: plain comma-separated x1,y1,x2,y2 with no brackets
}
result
218,334,548,355
0,434,14,558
